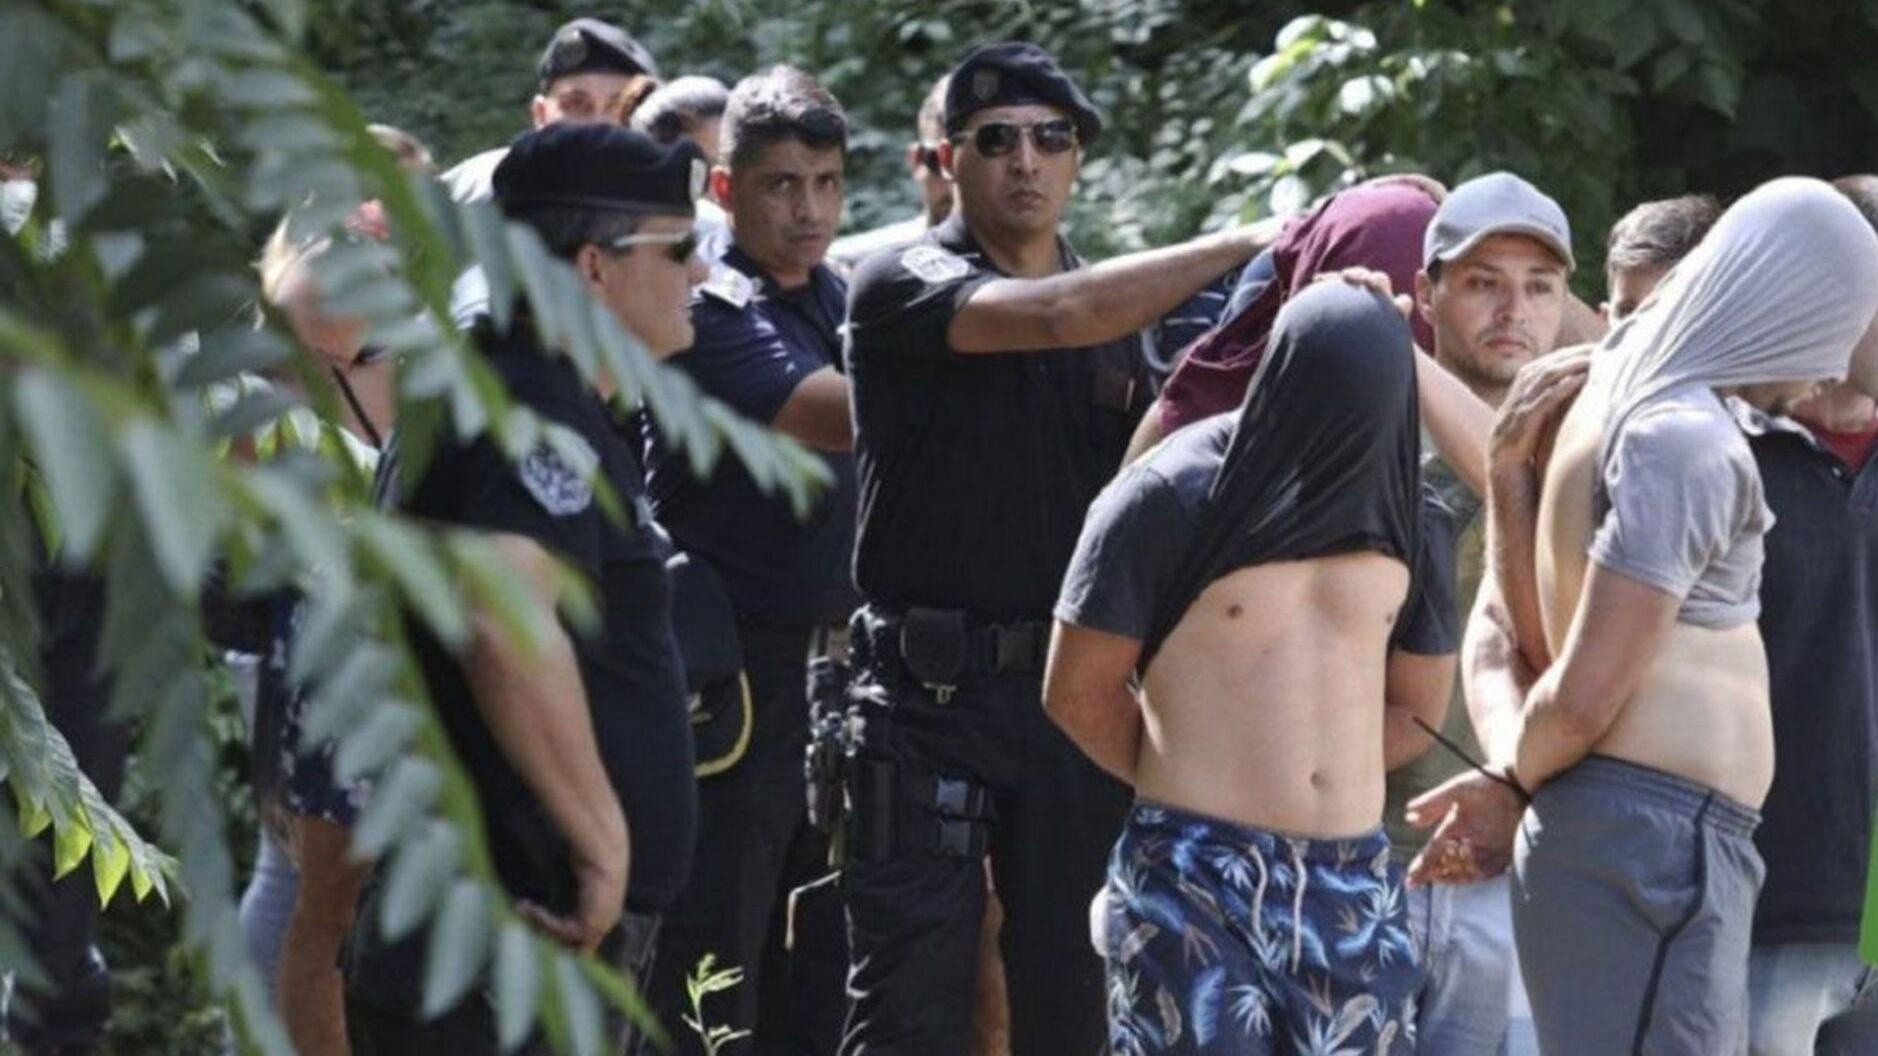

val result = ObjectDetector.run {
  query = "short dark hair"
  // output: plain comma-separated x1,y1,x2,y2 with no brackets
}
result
633,76,730,145
514,206,639,262
1833,175,1878,235
1606,194,1723,274
719,65,847,170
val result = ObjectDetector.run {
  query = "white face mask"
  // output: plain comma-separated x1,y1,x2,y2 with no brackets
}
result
1,179,37,236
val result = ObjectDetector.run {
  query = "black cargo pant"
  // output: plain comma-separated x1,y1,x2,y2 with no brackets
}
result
347,909,660,1055
641,624,845,1055
838,609,1130,1056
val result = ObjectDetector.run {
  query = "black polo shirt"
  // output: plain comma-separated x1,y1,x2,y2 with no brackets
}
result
1737,404,1878,945
400,317,696,916
845,213,1152,621
643,245,859,629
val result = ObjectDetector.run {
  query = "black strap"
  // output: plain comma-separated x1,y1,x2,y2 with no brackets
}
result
330,365,384,449
1412,716,1533,806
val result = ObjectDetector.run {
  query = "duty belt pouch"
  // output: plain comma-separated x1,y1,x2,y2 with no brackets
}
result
898,607,969,691
666,551,751,777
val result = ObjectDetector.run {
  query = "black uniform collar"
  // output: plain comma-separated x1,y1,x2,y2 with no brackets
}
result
931,211,1080,276
721,242,840,305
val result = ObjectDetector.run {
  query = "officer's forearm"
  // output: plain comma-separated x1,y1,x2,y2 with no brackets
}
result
1416,351,1494,500
465,538,628,883
950,218,1285,354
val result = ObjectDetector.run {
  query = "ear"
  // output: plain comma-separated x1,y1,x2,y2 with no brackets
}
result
1413,270,1437,330
574,243,607,289
530,95,552,130
709,166,733,209
937,139,957,181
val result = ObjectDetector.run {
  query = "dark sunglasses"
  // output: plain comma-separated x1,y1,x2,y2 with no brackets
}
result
602,229,701,265
952,119,1078,159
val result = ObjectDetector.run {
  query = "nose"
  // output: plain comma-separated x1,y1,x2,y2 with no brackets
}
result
687,251,709,285
1010,133,1043,174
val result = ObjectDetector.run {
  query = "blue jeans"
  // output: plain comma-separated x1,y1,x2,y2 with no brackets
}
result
237,826,300,991
1749,942,1878,1056
1405,876,1536,1055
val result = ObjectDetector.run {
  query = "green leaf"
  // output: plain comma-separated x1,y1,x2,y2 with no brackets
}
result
52,811,91,879
1609,9,1659,69
554,952,605,1056
492,922,540,1051
1694,64,1742,118
351,756,441,859
13,370,120,562
333,701,422,784
118,420,231,594
378,820,461,941
176,326,294,388
47,72,110,223
1657,0,1707,44
356,515,469,647
90,823,132,904
422,879,493,1018
211,389,299,439
1651,48,1693,93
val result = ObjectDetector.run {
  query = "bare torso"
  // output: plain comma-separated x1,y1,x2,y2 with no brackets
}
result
1536,371,1774,805
1135,552,1409,836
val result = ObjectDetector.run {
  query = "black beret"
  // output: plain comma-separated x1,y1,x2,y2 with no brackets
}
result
537,17,660,89
943,41,1102,147
494,123,706,219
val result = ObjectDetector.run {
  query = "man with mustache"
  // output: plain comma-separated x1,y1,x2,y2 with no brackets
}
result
636,64,857,1054
840,40,1279,1055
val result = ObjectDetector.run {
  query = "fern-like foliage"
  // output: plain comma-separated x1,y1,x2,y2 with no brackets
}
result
0,0,827,1052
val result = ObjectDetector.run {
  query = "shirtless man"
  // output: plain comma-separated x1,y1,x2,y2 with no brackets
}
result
1409,178,1878,1054
1047,282,1443,1054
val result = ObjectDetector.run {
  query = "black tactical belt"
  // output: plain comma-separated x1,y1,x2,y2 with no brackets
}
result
887,607,1051,701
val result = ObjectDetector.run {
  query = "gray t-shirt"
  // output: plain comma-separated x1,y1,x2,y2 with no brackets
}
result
1055,416,1454,657
1588,386,1773,628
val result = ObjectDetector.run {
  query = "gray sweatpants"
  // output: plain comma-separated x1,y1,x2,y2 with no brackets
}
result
1511,754,1764,1055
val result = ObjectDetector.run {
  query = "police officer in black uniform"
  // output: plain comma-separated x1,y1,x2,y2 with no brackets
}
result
839,41,1285,1056
637,66,857,1054
344,123,707,1054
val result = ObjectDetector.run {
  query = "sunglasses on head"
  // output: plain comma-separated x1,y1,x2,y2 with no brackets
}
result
602,228,701,265
952,118,1078,159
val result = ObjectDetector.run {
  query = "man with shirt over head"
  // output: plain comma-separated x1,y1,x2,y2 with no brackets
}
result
1049,281,1437,1056
637,64,856,1055
840,40,1283,1056
344,123,708,1055
1738,176,1878,1056
1409,178,1878,1055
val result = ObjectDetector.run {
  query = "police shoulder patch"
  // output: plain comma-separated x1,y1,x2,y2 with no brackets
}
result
517,445,593,517
900,244,971,286
698,264,755,309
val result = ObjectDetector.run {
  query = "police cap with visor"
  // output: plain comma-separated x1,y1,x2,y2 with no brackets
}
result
493,122,707,220
943,41,1103,147
537,17,660,89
